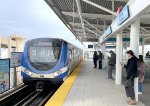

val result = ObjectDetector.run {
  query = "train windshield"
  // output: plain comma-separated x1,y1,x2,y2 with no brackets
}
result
28,40,61,71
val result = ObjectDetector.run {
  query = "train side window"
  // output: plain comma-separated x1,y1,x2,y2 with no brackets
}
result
67,49,72,63
69,49,72,59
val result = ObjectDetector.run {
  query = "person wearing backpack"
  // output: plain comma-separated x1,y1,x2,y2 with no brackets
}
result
138,55,145,94
107,50,116,80
124,50,138,105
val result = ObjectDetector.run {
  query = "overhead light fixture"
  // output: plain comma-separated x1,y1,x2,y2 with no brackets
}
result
67,24,71,29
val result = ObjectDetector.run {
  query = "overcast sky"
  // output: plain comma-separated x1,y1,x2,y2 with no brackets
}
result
0,0,84,48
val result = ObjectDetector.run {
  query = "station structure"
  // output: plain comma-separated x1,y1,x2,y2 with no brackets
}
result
0,0,150,106
45,0,150,103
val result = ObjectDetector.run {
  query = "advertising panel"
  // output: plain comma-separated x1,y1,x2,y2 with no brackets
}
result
11,52,22,68
104,26,112,37
0,59,10,93
117,5,130,25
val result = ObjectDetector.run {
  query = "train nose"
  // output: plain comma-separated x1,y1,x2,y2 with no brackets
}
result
36,82,44,92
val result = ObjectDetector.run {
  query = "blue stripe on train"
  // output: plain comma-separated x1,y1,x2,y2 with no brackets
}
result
56,71,68,78
21,71,31,78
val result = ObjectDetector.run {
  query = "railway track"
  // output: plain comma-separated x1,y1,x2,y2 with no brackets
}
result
0,85,35,106
0,84,60,106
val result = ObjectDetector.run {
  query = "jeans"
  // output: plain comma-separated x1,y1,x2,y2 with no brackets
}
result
138,82,143,92
125,77,135,100
108,65,114,79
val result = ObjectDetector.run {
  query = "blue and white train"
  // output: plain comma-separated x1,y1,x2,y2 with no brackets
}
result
21,38,83,86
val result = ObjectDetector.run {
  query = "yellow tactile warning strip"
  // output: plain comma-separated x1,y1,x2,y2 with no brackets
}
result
45,62,83,106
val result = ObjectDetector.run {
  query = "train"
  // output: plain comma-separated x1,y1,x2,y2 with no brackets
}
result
21,38,83,90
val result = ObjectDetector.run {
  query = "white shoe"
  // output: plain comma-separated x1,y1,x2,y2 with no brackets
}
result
138,92,142,94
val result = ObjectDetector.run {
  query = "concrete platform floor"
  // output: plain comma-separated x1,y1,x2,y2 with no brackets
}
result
63,59,145,106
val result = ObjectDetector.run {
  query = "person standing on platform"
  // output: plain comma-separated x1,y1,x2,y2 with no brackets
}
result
145,51,150,58
98,51,103,69
138,55,145,94
93,51,98,68
124,50,138,105
107,50,116,80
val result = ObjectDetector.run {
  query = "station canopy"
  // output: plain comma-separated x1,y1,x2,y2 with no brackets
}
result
45,0,150,44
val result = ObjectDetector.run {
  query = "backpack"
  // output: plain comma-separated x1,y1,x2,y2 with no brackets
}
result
137,61,140,77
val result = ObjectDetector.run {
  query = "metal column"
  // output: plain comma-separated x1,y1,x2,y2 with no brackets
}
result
142,38,145,56
101,43,107,69
130,18,140,101
115,34,123,84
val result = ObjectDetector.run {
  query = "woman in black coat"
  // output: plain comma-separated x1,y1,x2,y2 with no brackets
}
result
93,51,98,68
124,50,138,105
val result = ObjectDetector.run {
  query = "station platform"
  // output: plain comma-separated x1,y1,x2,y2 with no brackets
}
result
45,59,145,106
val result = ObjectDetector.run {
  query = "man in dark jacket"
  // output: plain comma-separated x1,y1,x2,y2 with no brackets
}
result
124,50,138,105
107,50,116,80
93,51,98,68
98,51,103,69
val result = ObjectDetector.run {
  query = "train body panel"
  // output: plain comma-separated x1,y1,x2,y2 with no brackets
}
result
21,38,83,84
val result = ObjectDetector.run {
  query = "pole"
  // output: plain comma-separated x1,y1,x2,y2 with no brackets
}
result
115,34,123,84
130,18,140,101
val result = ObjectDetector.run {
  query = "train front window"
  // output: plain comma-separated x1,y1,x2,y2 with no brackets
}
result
28,41,61,71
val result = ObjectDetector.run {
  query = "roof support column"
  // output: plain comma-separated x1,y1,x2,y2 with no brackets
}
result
75,0,86,37
130,18,140,101
101,43,107,69
83,19,101,34
115,33,123,85
142,38,145,56
84,27,100,37
82,0,117,16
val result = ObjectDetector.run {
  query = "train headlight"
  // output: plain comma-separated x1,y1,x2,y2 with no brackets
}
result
24,69,32,76
53,72,58,76
28,72,32,76
53,70,62,77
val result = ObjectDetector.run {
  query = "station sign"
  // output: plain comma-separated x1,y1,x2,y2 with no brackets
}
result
11,52,22,68
117,5,130,25
0,59,10,93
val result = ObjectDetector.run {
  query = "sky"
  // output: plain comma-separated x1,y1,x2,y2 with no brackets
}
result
0,0,84,49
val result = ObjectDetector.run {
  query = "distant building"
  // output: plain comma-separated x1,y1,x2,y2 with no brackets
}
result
0,35,25,87
0,35,25,58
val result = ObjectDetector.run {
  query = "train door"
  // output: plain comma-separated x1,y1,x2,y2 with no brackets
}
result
67,48,73,74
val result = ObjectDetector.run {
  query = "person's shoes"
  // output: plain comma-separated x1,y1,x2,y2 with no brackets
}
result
107,78,113,80
126,97,131,102
128,100,136,105
138,92,142,94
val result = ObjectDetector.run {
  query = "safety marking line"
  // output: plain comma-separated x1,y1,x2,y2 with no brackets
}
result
45,62,83,106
